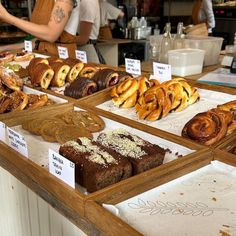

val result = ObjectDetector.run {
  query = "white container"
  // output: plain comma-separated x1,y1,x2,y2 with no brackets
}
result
168,48,205,77
183,36,223,66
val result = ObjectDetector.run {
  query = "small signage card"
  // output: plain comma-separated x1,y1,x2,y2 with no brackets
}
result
24,40,33,52
0,121,6,144
57,46,69,59
7,127,28,158
75,50,87,63
125,58,141,75
153,62,172,83
48,149,75,188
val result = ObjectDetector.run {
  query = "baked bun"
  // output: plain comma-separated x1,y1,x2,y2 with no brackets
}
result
13,51,35,62
50,62,70,87
0,52,14,64
64,58,84,83
28,57,49,76
30,63,54,89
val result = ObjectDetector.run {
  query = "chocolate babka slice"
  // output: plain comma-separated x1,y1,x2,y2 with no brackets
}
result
97,129,165,174
64,77,98,99
59,137,132,192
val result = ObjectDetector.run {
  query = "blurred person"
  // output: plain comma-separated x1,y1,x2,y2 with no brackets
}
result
0,0,81,58
192,0,215,34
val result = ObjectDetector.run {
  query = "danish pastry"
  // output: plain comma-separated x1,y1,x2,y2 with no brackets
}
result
50,62,70,87
13,51,35,62
0,52,14,64
30,63,54,89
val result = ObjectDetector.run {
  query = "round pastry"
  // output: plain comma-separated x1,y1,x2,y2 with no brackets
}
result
30,63,54,89
50,62,70,87
181,109,228,146
0,52,14,65
13,51,35,62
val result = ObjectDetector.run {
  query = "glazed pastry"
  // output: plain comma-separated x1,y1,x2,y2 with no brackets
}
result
0,52,14,64
92,68,119,90
0,95,11,114
117,70,133,82
25,94,49,110
182,109,229,146
64,58,84,83
13,51,35,62
50,62,70,87
28,57,49,76
111,78,139,108
79,64,99,78
64,77,98,99
7,91,29,112
30,63,54,89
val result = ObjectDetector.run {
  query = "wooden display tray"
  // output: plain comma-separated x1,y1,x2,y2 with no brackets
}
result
76,81,236,149
0,102,207,234
215,135,236,159
85,150,236,236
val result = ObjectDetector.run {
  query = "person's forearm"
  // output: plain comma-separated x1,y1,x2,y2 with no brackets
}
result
7,15,61,42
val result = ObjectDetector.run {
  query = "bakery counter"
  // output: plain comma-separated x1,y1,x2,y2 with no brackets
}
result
0,102,206,236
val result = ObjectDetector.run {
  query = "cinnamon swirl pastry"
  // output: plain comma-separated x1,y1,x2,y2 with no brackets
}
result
182,109,229,146
50,62,70,87
64,58,84,82
64,78,98,99
92,68,119,90
30,63,54,89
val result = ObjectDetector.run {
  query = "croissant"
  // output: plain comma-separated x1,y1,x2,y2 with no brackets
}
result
64,77,98,99
30,63,54,89
182,109,229,146
92,68,119,90
28,57,49,76
50,62,70,87
64,58,84,83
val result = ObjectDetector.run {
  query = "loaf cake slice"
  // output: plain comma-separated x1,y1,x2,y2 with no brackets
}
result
59,137,132,192
97,129,165,175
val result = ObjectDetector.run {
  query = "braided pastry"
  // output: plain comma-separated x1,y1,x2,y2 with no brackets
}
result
182,109,229,146
30,63,54,89
111,78,139,108
50,62,70,87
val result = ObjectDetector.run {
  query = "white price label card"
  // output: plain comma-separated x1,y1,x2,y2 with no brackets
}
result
153,62,172,83
48,149,75,188
75,50,87,63
0,121,6,144
125,58,141,75
7,127,28,158
24,40,33,52
57,46,69,59
221,55,233,67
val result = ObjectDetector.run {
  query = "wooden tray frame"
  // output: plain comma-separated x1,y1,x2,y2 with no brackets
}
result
76,81,236,149
0,102,209,235
85,149,236,236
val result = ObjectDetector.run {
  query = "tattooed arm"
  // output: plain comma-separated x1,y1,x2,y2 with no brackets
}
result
0,0,74,42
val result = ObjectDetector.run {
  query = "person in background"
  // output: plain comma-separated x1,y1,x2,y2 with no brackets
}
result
192,0,215,35
78,0,105,63
0,0,81,58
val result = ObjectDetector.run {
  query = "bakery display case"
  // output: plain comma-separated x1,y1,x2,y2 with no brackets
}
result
0,50,236,235
85,150,236,236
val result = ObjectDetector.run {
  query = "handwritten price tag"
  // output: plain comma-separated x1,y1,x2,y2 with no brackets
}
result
24,40,33,52
153,62,172,83
125,58,141,75
75,50,87,63
48,149,75,188
7,127,28,158
57,46,69,59
0,121,6,144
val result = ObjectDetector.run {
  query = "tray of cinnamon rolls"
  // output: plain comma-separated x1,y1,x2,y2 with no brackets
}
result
77,75,236,147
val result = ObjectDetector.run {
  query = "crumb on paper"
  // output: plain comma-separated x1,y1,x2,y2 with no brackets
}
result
219,229,231,236
180,193,184,196
212,197,217,202
213,180,217,183
162,192,166,195
222,225,230,228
